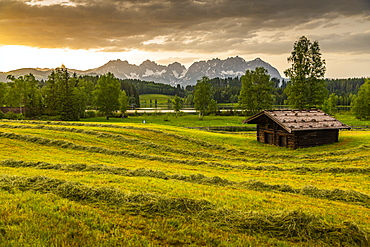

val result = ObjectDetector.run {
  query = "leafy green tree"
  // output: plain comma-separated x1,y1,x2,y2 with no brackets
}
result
238,67,274,114
94,72,120,119
0,82,7,107
322,93,338,115
78,78,96,110
43,66,80,120
284,36,328,109
172,94,183,117
352,79,370,120
193,76,212,119
119,90,129,118
5,73,42,117
207,99,219,115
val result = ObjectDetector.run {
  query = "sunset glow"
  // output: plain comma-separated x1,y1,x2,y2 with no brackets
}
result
1,0,369,78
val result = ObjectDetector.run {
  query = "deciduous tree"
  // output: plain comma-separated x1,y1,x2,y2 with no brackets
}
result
94,72,120,119
284,36,327,109
193,76,212,119
352,79,370,120
43,66,80,120
322,93,338,115
6,73,42,117
238,67,274,114
172,94,182,117
119,90,129,118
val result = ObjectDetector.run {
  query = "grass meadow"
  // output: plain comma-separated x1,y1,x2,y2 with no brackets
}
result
0,117,369,246
140,94,174,108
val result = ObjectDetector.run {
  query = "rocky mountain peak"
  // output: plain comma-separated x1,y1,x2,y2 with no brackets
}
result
0,56,282,86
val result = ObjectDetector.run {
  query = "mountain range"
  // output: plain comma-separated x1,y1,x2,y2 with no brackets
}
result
0,57,282,86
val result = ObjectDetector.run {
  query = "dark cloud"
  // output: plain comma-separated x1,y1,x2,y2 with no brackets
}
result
0,0,369,55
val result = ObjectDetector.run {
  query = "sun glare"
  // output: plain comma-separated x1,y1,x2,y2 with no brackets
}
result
25,0,76,6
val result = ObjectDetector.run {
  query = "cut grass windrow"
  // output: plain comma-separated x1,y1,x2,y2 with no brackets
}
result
1,125,370,166
0,174,368,246
2,126,370,172
0,124,267,162
1,121,369,162
2,159,369,207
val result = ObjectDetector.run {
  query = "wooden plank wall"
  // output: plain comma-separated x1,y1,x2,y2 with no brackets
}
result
256,118,340,149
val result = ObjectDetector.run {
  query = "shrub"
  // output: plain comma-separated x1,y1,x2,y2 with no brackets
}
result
4,111,18,120
85,110,96,118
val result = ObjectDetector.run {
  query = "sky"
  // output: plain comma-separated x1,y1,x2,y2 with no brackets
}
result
0,0,369,78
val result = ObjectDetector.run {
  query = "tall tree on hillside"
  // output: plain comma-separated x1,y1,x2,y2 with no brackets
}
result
352,78,370,120
193,76,213,119
284,36,327,109
94,72,120,119
238,67,274,114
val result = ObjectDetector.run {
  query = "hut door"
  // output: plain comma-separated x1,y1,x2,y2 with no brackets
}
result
264,132,272,144
279,136,287,147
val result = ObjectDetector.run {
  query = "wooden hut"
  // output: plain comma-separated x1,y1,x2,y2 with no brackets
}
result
243,109,350,149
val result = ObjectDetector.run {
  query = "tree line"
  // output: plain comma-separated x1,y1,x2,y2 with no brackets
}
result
125,79,186,97
0,66,140,120
190,36,369,119
184,76,364,107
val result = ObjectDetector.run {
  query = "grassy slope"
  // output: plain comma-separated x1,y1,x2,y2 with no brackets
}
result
140,94,174,107
0,119,369,246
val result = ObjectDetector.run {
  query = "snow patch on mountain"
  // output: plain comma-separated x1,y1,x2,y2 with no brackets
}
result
142,69,167,77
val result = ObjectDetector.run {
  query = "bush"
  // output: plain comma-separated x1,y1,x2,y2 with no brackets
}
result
4,111,20,120
84,110,96,118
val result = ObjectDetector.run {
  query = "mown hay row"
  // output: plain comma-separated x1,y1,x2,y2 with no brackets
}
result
2,159,369,207
0,124,258,162
0,120,236,151
0,131,210,166
0,131,286,168
2,124,368,166
205,209,368,246
0,174,368,246
2,120,370,162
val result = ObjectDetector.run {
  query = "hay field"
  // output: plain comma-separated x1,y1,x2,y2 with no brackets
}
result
0,119,369,246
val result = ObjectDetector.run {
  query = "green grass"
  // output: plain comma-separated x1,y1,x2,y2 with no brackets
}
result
140,94,174,107
0,119,369,246
82,114,248,127
81,111,370,128
335,113,370,126
81,113,252,127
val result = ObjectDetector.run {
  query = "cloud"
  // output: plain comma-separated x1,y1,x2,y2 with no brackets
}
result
0,0,369,56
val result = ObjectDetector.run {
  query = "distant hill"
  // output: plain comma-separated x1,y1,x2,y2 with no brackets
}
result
0,56,282,86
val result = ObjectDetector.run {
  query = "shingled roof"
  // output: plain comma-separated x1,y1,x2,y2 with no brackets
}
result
243,109,351,133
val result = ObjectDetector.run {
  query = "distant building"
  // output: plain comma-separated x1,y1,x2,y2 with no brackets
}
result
243,109,350,149
0,107,24,114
